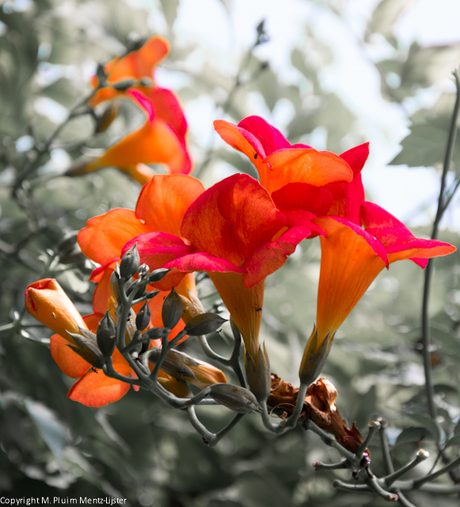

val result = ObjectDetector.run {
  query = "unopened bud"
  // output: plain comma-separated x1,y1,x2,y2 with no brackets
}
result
184,313,227,336
96,312,117,357
95,63,106,86
95,102,118,133
67,331,105,369
120,243,140,279
112,79,136,91
162,287,183,329
245,344,271,403
209,384,261,414
180,287,205,325
148,268,169,283
142,327,169,340
298,327,331,386
136,302,151,331
110,268,121,304
139,77,153,87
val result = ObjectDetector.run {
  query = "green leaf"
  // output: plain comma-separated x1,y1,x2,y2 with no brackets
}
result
367,0,413,45
444,435,460,449
389,117,460,167
24,399,66,466
395,427,428,446
406,413,440,442
159,0,179,30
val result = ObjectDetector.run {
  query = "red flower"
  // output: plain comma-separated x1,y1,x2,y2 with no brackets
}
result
124,174,311,361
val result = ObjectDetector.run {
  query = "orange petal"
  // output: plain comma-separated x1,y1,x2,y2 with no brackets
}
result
314,217,387,344
78,209,150,266
263,149,353,194
87,119,192,176
135,174,204,237
25,279,88,342
50,334,91,378
67,369,131,407
209,272,264,362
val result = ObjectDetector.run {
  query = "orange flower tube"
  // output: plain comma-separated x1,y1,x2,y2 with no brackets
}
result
25,279,88,343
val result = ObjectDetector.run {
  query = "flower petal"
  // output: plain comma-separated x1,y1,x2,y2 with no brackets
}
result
361,202,456,266
78,209,150,267
314,217,388,342
242,226,312,288
181,174,286,265
324,143,368,224
263,148,353,193
67,369,131,407
135,174,204,237
238,115,291,155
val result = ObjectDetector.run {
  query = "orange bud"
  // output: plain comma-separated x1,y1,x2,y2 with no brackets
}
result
25,279,88,343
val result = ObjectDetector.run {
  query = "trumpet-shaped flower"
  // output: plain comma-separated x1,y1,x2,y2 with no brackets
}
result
78,174,204,337
298,206,456,384
25,279,225,406
70,90,192,183
123,173,312,361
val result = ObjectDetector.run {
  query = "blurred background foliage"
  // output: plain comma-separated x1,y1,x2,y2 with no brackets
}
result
1,0,460,505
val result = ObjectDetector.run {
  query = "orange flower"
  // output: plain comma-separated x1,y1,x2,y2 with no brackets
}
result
298,206,456,384
89,36,170,107
25,279,223,406
78,174,204,338
70,90,192,183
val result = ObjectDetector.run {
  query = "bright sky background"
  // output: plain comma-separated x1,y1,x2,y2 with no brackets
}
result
147,0,460,230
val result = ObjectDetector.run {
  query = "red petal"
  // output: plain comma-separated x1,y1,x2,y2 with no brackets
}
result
238,115,291,155
68,370,131,407
181,174,286,265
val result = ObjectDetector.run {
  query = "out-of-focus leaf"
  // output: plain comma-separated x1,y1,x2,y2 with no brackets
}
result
24,399,67,466
159,0,179,30
367,0,414,44
395,427,428,446
399,43,460,92
444,435,460,449
390,117,460,168
454,420,460,437
406,413,440,442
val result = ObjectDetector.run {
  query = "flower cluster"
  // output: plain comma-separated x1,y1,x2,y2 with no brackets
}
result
68,36,192,185
24,39,456,413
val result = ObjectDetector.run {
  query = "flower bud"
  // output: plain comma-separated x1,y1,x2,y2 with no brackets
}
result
184,313,227,336
148,268,169,284
136,302,151,332
96,311,117,357
209,384,261,414
179,287,205,324
245,344,271,403
161,287,183,329
112,79,136,91
25,279,88,344
95,102,118,133
67,331,105,369
110,268,121,304
298,326,331,386
149,348,227,388
119,243,140,279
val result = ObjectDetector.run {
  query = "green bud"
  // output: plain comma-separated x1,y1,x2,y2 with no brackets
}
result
67,332,105,369
184,313,227,336
136,302,151,332
112,79,136,91
209,384,261,414
245,344,271,404
148,348,197,381
161,287,183,329
142,327,169,340
139,77,153,87
110,268,121,304
95,63,106,86
298,327,332,386
148,268,169,283
96,312,117,357
120,243,140,279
